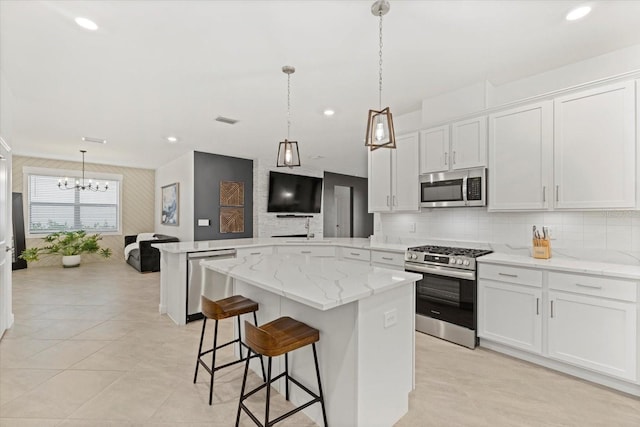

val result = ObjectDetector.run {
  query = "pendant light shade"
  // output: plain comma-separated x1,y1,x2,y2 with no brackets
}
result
277,65,301,168
365,107,396,150
365,0,396,151
277,139,300,167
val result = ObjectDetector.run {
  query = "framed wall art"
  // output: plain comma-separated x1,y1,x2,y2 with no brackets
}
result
161,182,179,226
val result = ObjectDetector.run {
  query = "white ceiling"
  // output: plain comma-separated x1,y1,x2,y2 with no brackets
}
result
2,0,640,177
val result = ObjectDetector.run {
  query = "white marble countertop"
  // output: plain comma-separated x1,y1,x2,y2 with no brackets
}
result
478,252,640,280
152,237,410,254
201,253,422,311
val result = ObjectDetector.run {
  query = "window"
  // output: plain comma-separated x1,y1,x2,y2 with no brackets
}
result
25,168,122,235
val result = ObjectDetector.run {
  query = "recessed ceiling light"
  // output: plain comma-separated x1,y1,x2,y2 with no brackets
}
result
323,109,335,116
75,17,99,31
166,136,179,143
566,5,591,21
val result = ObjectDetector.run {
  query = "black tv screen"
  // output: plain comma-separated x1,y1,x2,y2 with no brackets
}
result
267,171,323,213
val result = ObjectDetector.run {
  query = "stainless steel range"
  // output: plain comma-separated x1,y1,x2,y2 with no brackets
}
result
404,245,492,349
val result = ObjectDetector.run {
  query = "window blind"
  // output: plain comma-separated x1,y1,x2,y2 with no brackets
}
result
27,174,120,234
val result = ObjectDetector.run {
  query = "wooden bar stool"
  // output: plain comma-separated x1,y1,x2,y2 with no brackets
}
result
235,316,328,427
194,295,266,405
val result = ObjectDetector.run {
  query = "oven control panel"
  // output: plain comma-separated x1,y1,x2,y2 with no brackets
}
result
405,251,475,269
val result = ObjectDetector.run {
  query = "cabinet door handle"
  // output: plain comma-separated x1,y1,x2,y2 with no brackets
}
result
349,252,361,256
550,300,554,318
575,283,602,290
300,251,312,254
381,256,394,261
498,272,518,278
453,151,456,164
386,196,390,206
444,152,448,165
250,252,261,255
556,185,559,202
430,310,441,315
536,298,539,315
542,186,546,203
392,195,397,206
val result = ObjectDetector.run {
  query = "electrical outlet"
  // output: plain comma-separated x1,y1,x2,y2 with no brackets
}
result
409,223,416,233
384,309,397,328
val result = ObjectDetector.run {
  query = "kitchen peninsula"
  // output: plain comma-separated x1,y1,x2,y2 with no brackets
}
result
202,252,420,427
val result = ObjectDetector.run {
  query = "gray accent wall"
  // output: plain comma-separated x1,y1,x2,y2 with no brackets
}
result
323,171,373,238
194,151,253,240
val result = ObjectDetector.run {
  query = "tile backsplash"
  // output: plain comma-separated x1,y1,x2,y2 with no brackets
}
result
377,208,640,252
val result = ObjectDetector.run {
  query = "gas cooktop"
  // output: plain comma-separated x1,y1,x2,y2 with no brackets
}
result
405,245,492,270
407,245,492,258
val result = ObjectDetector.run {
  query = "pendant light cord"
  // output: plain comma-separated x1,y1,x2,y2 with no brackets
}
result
378,12,383,109
287,73,291,140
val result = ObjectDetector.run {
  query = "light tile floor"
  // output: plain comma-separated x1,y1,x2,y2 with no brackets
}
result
1,262,639,426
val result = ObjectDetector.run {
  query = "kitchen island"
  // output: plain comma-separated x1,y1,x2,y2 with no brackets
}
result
153,237,410,326
202,252,421,427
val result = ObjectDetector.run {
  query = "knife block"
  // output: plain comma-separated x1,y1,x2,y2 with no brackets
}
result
532,239,551,259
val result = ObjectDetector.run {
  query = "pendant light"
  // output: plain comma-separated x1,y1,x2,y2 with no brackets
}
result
58,150,109,192
277,65,301,167
365,0,396,151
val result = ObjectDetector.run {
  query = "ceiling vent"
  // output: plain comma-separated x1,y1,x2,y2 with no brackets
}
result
215,116,239,125
82,136,107,144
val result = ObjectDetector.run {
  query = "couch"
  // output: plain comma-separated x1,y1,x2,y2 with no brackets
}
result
124,233,179,273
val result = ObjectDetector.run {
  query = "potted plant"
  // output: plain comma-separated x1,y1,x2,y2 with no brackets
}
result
19,230,112,268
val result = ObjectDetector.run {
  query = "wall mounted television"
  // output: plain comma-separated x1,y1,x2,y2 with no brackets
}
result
267,171,323,213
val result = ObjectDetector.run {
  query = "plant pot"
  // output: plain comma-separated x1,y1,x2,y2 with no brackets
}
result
62,255,81,268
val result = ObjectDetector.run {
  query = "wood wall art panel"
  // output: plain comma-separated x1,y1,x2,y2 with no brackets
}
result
220,207,244,233
220,181,244,207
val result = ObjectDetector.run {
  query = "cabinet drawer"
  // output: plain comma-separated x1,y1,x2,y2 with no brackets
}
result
236,246,273,257
341,247,371,262
548,272,637,302
478,263,542,288
371,250,405,267
277,245,336,257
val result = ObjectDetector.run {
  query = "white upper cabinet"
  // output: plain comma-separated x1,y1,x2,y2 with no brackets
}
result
419,117,487,174
419,125,449,174
553,80,636,209
488,101,553,211
368,132,420,212
368,145,393,212
451,116,487,170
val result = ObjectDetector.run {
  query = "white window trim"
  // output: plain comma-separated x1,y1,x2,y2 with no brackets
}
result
22,166,124,238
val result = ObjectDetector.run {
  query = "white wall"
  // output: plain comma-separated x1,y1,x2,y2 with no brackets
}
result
412,43,640,129
0,71,14,141
254,159,324,238
490,44,640,106
379,209,640,253
155,151,194,241
422,81,494,127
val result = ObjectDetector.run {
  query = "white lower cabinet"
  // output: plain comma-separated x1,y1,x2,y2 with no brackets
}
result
478,262,639,385
370,250,406,270
478,280,542,354
339,247,371,263
276,245,336,257
547,290,637,381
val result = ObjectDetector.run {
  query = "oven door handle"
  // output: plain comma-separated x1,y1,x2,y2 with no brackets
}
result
405,262,476,280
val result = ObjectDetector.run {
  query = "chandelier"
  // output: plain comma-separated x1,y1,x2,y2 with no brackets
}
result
277,65,301,168
58,150,109,192
365,0,396,151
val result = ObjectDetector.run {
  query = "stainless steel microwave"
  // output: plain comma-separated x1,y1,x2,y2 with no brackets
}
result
420,167,486,208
